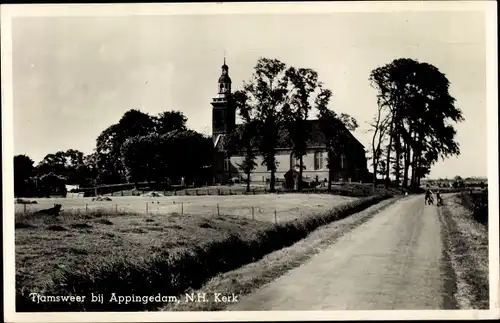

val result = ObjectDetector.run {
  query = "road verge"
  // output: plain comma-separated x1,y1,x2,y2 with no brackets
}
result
162,196,402,311
438,194,489,309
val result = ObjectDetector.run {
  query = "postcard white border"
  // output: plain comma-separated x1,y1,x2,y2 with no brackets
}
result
2,1,499,322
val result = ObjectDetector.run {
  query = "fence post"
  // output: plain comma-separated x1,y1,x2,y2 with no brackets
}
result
217,204,220,216
24,204,27,214
85,204,88,215
196,189,199,195
252,206,254,220
146,202,148,215
274,210,277,224
115,204,118,215
229,189,232,195
207,189,209,195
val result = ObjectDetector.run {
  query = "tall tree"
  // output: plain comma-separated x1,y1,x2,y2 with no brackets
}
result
121,130,214,186
316,89,359,191
225,91,258,193
95,109,156,184
154,111,187,135
36,151,67,176
36,149,91,185
369,58,463,188
367,103,390,188
14,154,35,197
282,67,321,191
237,58,290,192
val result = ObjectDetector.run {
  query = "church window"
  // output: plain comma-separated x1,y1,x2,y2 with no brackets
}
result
224,156,231,172
314,151,323,170
290,153,300,169
340,154,346,169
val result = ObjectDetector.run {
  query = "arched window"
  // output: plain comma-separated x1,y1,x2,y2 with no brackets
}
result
340,154,346,169
224,156,231,172
314,151,323,170
290,153,300,169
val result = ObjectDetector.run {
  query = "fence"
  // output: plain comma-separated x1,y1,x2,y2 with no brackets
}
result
118,184,387,198
15,197,348,224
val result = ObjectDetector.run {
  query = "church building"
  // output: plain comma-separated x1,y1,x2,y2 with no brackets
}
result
211,60,369,185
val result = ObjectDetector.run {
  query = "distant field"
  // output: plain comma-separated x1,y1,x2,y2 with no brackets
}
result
16,194,358,223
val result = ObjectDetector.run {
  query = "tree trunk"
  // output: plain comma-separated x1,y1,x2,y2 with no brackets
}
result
328,168,333,192
270,170,276,192
371,131,379,191
415,154,421,187
403,130,412,189
246,171,251,193
384,123,394,189
410,152,417,187
298,155,304,192
327,151,333,192
410,132,418,187
394,132,401,188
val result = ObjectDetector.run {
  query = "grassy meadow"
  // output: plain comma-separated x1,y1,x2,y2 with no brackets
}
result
15,192,391,311
15,194,358,222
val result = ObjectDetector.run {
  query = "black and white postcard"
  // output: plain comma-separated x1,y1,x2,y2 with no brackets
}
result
2,2,498,322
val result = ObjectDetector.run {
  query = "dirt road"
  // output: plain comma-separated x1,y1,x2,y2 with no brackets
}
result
230,195,457,310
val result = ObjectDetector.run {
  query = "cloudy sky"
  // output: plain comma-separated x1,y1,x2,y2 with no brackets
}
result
10,7,489,178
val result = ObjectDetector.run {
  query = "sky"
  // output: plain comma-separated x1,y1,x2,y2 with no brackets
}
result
10,9,489,179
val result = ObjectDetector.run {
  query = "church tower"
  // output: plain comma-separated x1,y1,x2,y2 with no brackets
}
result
211,58,236,145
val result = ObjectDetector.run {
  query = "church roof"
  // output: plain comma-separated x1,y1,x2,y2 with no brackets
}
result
214,119,365,152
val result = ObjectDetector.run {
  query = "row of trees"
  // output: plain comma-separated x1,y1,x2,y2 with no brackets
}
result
225,58,359,193
14,56,463,196
14,110,212,197
368,58,463,189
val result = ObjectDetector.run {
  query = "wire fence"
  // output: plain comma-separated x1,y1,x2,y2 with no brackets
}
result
15,197,331,224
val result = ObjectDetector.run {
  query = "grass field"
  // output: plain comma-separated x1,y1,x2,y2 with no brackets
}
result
15,194,357,222
15,193,359,305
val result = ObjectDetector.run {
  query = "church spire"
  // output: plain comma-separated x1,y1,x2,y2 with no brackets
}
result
218,56,231,95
